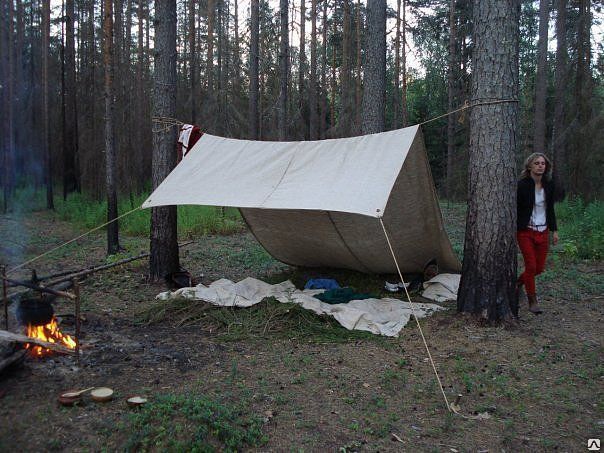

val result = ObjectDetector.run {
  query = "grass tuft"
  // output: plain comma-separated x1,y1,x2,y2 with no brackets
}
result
123,393,267,452
139,296,386,343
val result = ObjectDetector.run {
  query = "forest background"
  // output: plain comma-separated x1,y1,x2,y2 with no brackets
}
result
0,0,602,215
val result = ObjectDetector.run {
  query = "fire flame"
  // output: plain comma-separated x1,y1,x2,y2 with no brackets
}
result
25,317,77,357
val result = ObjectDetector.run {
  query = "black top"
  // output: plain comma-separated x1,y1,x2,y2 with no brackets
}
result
517,177,557,232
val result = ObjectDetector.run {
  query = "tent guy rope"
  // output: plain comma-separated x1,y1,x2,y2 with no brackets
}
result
378,217,453,413
7,206,142,275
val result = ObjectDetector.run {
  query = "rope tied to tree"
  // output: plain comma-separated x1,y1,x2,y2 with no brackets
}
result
152,116,184,134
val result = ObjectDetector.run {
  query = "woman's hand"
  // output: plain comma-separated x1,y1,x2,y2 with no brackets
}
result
552,231,559,245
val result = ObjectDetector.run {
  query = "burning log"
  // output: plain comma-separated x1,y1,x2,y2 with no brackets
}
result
0,329,76,355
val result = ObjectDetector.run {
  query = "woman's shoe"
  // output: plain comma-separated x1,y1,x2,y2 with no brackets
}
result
527,294,543,314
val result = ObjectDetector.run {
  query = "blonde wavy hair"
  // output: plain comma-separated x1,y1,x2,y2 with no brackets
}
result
520,152,553,180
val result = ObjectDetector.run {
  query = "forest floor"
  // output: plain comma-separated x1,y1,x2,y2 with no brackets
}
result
0,205,602,452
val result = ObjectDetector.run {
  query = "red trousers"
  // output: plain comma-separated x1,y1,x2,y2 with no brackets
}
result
517,229,549,296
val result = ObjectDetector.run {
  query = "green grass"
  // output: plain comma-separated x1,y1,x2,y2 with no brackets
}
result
7,187,244,237
139,296,388,344
555,197,604,260
123,393,267,452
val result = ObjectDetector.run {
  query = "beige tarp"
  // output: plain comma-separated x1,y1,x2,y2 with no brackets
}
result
142,125,461,274
156,277,445,337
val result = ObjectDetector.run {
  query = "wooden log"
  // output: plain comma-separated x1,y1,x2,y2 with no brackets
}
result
0,349,27,373
2,277,75,300
0,329,76,355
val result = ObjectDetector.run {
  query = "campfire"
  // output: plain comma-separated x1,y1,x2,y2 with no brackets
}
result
25,317,77,357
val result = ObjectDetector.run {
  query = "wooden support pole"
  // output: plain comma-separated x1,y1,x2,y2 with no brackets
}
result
73,279,80,365
2,276,75,300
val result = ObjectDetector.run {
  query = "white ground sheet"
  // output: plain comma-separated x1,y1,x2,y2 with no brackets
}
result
157,277,444,337
421,273,461,302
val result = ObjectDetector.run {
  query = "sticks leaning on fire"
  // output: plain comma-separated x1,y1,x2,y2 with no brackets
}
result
0,330,76,355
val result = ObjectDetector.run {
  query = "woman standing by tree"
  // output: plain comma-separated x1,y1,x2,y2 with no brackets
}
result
517,153,559,314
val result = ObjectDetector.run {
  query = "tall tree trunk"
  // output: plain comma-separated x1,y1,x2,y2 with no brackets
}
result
1,1,9,212
339,0,353,137
401,0,408,127
361,0,386,135
206,0,215,129
103,0,119,254
309,0,318,140
533,0,548,153
64,0,80,198
233,0,241,95
446,0,458,201
457,0,519,322
188,0,197,123
150,0,179,280
42,0,54,209
298,0,307,138
355,0,362,130
278,0,289,140
571,0,592,197
393,0,401,129
551,0,567,197
320,0,327,138
7,0,16,204
249,0,259,139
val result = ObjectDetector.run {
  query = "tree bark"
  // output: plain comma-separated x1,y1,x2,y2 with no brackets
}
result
42,0,54,209
393,0,401,129
149,0,179,281
298,0,307,139
457,0,519,322
308,0,318,140
188,0,197,123
249,0,259,140
401,0,408,127
533,0,548,154
278,0,289,140
103,0,119,254
64,0,80,198
361,0,386,135
206,0,215,130
355,0,362,130
446,0,458,201
551,0,567,198
320,0,327,138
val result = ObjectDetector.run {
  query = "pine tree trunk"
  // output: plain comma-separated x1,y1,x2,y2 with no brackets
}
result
309,0,318,140
361,0,386,135
446,0,457,201
64,0,80,198
551,0,567,197
401,0,408,127
43,0,54,209
188,0,197,123
103,0,119,254
457,0,519,322
206,0,215,130
150,0,179,281
393,0,401,129
355,0,362,130
571,0,592,197
298,0,307,138
278,0,289,140
533,0,548,153
339,0,353,137
249,0,259,139
320,0,327,138
1,1,9,212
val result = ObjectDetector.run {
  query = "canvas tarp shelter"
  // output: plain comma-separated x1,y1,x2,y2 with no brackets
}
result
142,125,461,274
